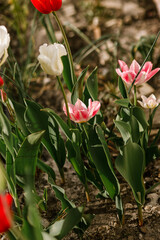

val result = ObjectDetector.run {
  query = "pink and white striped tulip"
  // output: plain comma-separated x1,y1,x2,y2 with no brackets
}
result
116,60,160,85
63,98,101,123
138,94,160,109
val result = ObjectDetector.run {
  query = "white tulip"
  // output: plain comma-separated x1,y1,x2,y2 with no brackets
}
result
38,43,67,76
0,26,10,67
138,94,160,109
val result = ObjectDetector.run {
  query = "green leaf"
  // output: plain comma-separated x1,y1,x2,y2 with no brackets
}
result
48,117,66,169
42,108,72,140
96,125,120,193
24,100,59,165
66,130,87,186
130,115,141,143
114,120,131,144
132,106,148,131
86,67,98,100
50,207,83,240
115,140,145,205
88,127,119,200
12,100,30,136
115,99,130,107
0,105,14,156
37,159,56,182
118,77,127,98
15,130,45,185
51,184,75,210
71,66,88,104
62,55,73,92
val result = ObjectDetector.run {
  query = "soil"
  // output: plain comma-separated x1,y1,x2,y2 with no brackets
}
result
1,0,160,239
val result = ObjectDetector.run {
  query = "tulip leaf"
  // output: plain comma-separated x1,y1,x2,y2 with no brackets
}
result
132,106,148,131
12,100,30,136
0,104,14,157
71,66,89,104
115,140,145,205
86,67,98,100
42,108,72,140
62,55,73,92
37,159,56,182
88,127,119,200
51,184,75,210
114,120,131,144
15,130,45,185
130,115,141,143
49,207,83,240
48,117,66,169
66,129,87,186
118,77,127,98
24,100,62,167
115,99,130,108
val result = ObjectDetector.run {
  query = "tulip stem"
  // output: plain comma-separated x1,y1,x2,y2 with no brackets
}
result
134,85,137,106
56,76,71,127
138,204,143,226
53,12,75,86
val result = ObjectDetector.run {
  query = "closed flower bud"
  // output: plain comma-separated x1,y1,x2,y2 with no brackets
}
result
0,76,4,87
38,43,67,76
0,26,10,67
0,193,13,233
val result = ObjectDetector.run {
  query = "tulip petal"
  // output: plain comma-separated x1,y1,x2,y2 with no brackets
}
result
135,71,147,85
75,99,87,110
142,61,153,73
118,60,129,71
115,68,122,78
88,100,101,118
121,71,136,84
145,68,160,82
130,60,140,74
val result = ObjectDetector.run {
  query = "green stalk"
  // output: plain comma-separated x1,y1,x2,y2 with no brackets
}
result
134,85,137,106
82,123,90,202
138,204,143,226
53,12,76,86
56,76,71,127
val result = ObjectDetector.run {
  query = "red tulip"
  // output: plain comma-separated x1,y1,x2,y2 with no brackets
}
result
0,193,13,233
0,76,4,87
30,0,62,14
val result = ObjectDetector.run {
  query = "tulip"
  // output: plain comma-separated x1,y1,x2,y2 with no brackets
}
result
38,43,67,76
138,94,160,109
116,60,160,85
0,193,13,233
0,26,10,67
30,0,62,14
63,98,101,123
0,76,4,87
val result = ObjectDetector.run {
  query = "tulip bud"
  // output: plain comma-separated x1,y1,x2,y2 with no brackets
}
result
0,89,7,102
0,26,10,67
30,0,62,14
38,43,67,76
0,76,4,87
0,193,13,233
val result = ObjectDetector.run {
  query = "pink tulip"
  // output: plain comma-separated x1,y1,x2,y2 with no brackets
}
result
116,60,160,85
63,98,101,123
